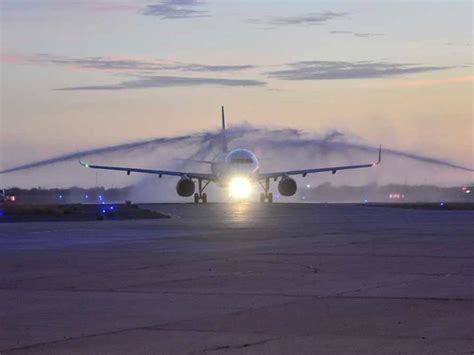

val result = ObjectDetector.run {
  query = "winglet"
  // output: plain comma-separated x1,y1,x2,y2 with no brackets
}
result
221,106,228,153
79,160,90,168
373,145,382,166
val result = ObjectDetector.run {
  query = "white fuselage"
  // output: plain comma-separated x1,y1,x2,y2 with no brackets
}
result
212,149,259,186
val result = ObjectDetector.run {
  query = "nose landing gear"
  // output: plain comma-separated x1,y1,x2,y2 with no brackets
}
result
259,178,273,203
194,178,209,204
259,192,273,203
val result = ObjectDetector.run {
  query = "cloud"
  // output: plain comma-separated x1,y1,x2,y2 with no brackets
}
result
267,61,452,80
353,33,382,38
5,53,454,88
55,76,266,90
0,53,35,65
51,57,255,72
385,75,474,87
1,53,255,73
248,12,348,27
49,56,162,71
92,4,140,12
173,63,255,72
330,30,383,38
142,0,209,19
2,53,263,90
329,30,352,35
445,42,472,47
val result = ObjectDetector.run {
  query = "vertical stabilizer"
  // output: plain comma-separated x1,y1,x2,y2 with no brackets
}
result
221,106,226,130
221,106,228,153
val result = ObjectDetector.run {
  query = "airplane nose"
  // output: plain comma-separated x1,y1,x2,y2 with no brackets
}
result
231,165,251,175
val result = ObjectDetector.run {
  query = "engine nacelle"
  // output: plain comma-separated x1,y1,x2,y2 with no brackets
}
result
176,178,195,197
278,176,297,196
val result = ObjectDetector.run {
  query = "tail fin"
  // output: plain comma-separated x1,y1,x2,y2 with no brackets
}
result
221,106,228,153
221,106,226,130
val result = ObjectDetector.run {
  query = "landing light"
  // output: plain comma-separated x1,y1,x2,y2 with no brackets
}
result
228,176,252,200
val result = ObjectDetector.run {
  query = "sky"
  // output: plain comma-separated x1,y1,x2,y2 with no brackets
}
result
0,0,472,188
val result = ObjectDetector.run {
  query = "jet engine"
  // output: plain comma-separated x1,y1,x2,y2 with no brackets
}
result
176,177,195,197
278,176,297,196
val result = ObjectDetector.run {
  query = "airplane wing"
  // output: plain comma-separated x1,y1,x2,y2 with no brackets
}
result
79,161,216,181
258,145,381,180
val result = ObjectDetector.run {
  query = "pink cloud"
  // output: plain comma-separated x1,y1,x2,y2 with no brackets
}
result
0,54,36,65
387,75,474,87
91,4,140,12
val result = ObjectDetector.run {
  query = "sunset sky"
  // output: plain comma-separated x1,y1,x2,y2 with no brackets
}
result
0,0,472,187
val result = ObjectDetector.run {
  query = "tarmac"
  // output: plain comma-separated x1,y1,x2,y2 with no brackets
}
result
0,203,473,354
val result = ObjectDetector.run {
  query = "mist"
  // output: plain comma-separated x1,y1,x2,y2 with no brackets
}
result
1,125,472,202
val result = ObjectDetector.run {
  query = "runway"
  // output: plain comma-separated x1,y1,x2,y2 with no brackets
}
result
0,203,473,354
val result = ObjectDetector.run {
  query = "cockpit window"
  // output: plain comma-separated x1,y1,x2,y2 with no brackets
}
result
231,158,253,164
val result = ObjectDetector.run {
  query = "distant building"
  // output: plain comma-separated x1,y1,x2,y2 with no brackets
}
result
388,193,405,200
461,184,473,201
0,189,16,203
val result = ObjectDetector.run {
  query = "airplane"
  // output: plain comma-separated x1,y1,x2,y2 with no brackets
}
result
80,107,381,203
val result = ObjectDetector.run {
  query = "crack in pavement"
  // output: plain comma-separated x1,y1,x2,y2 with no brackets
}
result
258,252,474,259
334,275,430,297
0,256,221,286
2,293,473,353
244,259,320,273
193,337,277,353
160,290,474,302
0,299,297,353
1,288,472,302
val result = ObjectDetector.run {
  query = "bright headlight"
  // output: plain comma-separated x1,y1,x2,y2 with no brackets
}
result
228,176,252,199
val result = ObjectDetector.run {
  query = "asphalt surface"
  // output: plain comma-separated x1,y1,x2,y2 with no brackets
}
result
0,203,473,354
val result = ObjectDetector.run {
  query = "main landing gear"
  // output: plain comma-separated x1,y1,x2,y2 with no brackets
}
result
194,178,209,204
259,178,273,203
